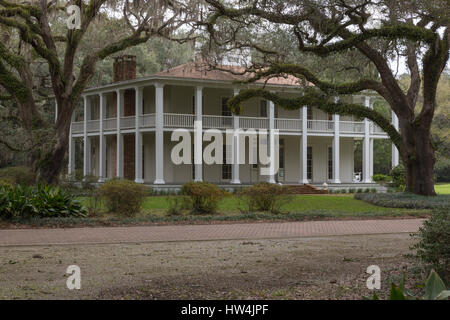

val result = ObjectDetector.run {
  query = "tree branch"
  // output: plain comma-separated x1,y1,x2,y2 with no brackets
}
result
227,88,402,150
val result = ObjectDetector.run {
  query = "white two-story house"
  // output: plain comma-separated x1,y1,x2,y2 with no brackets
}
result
68,55,399,190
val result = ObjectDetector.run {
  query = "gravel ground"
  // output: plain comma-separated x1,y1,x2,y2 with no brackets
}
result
0,233,423,300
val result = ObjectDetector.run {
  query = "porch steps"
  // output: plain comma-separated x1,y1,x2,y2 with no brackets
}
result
283,184,328,195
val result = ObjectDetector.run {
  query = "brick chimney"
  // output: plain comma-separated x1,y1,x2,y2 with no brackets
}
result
113,55,136,82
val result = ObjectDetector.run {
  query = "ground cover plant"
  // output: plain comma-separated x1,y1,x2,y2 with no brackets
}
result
355,192,450,209
0,184,86,220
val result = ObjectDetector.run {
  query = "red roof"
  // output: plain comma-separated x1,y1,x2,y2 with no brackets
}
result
154,62,305,87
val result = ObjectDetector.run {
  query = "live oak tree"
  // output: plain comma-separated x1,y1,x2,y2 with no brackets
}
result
0,0,196,183
200,0,449,196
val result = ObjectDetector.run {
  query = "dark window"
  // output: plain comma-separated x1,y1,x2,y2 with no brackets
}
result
192,95,195,114
260,100,268,117
221,97,232,116
328,146,333,180
307,146,313,180
222,144,231,180
192,146,195,180
279,139,285,169
221,97,232,126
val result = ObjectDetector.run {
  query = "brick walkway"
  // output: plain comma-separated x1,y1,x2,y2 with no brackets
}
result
0,219,424,246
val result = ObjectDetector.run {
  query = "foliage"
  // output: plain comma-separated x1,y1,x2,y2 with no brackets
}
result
390,164,406,189
84,189,104,217
238,183,292,214
0,184,86,220
166,195,189,216
370,270,449,300
0,178,12,188
411,210,450,283
0,166,36,186
181,182,228,214
372,174,392,183
98,179,149,216
202,0,449,196
0,0,196,184
355,192,450,209
435,157,450,182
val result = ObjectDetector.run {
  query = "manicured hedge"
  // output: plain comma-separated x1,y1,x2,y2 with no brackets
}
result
355,192,450,209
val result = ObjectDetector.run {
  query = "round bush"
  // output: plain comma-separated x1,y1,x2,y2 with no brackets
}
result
239,182,292,214
98,179,149,216
390,164,406,188
181,182,227,214
411,209,450,284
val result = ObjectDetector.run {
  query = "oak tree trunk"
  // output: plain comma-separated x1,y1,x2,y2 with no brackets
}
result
34,100,73,185
402,125,436,196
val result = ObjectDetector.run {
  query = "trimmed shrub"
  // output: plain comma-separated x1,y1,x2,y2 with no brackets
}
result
0,184,86,220
355,192,450,209
181,182,228,214
98,179,149,216
391,164,406,189
372,174,392,183
239,182,292,214
166,196,189,216
0,166,35,186
411,210,450,284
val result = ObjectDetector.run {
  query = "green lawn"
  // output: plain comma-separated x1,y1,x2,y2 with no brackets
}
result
435,183,450,195
83,194,428,218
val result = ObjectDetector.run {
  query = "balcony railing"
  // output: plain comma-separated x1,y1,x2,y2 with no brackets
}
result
120,116,135,130
164,113,195,128
71,113,385,136
141,114,155,127
104,118,117,131
71,121,84,134
371,123,385,134
307,120,334,132
240,116,269,130
276,118,301,131
340,121,364,134
203,115,233,129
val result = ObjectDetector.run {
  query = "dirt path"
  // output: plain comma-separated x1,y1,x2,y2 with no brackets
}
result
0,233,422,300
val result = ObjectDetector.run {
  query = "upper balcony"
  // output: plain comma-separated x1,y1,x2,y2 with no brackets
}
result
71,113,388,137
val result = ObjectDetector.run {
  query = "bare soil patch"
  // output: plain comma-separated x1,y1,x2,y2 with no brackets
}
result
0,233,424,300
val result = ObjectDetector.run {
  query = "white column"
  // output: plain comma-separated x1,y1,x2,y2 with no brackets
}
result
98,93,106,182
332,113,341,183
369,138,374,179
68,111,75,176
194,86,203,182
154,83,165,184
268,99,276,183
135,87,144,183
83,96,91,177
362,96,371,183
231,88,241,184
116,90,124,178
391,110,400,168
300,106,308,183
